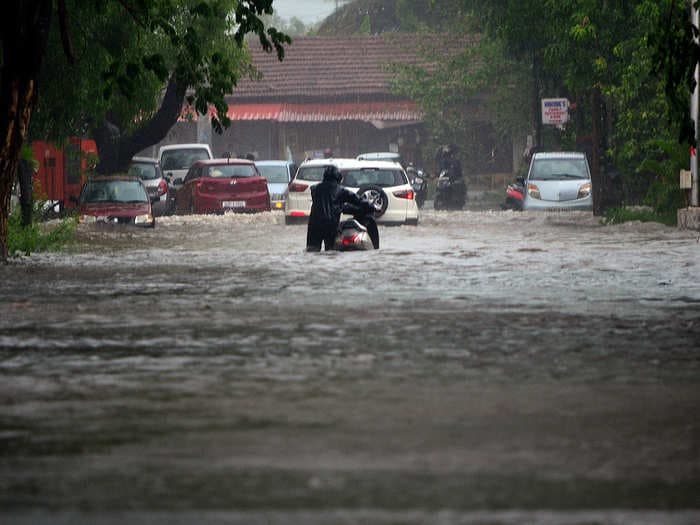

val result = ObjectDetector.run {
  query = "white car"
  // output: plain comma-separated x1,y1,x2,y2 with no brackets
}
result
285,158,419,225
356,152,402,164
158,143,213,190
522,151,593,211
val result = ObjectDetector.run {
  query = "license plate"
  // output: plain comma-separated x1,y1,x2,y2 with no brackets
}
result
223,200,245,208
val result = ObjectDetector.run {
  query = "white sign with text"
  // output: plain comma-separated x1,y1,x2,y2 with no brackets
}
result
541,98,570,126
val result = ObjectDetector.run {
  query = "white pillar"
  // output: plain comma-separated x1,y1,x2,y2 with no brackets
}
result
197,113,212,149
693,3,699,206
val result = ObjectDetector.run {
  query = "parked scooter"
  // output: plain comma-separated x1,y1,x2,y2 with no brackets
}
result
334,199,381,251
406,164,428,209
433,170,466,210
411,169,428,209
502,176,525,211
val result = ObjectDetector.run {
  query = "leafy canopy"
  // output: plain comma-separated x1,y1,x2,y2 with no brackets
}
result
31,0,290,140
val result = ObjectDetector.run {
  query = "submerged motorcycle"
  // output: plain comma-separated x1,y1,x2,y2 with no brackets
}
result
433,170,466,210
334,198,381,251
502,176,525,211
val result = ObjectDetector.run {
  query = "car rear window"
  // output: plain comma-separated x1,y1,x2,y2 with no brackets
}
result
295,166,327,182
161,149,210,170
529,158,590,181
257,165,290,183
128,162,159,180
206,165,256,178
342,169,408,188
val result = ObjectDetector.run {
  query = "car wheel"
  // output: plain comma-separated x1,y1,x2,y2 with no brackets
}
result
357,185,388,217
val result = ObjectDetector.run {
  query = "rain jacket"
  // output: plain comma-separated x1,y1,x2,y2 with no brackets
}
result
309,172,363,226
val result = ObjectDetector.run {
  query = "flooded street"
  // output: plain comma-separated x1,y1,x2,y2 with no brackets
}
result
1,209,699,524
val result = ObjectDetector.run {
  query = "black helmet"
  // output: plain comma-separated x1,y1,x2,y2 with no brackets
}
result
323,165,342,183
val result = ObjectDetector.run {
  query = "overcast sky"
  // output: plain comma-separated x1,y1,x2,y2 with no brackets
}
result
272,0,338,24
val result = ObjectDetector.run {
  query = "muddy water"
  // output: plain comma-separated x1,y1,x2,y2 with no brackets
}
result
1,209,699,524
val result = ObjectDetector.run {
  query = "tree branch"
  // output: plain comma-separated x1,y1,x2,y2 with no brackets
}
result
57,0,75,64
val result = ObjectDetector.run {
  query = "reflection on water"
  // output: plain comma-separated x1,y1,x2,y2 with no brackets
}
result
1,210,699,522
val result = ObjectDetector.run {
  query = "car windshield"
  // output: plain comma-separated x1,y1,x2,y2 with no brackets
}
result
295,166,326,182
128,162,159,180
342,169,407,187
529,158,590,181
257,165,289,183
82,180,148,203
161,149,210,171
206,165,256,178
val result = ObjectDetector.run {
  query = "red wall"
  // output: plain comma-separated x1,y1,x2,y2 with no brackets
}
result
31,138,98,207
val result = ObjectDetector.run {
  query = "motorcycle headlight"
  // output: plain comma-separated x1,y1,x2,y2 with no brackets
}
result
80,215,97,224
577,182,592,199
134,214,153,225
527,183,541,200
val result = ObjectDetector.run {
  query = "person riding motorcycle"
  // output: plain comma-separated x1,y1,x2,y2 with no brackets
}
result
438,144,463,182
435,144,466,209
306,165,365,252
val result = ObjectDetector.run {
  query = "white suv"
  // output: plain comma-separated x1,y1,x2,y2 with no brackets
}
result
158,143,213,188
285,158,419,225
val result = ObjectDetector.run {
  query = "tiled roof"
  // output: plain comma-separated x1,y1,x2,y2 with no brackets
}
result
230,34,473,101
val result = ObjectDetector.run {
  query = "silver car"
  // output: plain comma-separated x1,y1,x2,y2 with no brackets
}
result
522,152,593,211
128,157,172,216
255,160,296,211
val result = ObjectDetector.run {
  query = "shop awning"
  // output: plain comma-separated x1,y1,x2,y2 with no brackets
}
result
226,101,422,122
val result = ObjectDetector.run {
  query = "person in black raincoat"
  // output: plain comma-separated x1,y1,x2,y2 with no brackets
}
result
306,165,365,251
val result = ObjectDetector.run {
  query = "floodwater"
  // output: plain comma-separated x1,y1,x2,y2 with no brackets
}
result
1,207,699,524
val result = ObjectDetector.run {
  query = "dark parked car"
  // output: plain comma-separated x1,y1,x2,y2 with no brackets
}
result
174,158,270,214
77,176,155,227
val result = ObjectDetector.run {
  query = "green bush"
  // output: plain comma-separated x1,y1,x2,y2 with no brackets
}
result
7,206,77,256
636,140,687,218
604,206,676,226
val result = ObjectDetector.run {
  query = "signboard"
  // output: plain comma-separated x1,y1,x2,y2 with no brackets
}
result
541,98,570,126
680,169,692,189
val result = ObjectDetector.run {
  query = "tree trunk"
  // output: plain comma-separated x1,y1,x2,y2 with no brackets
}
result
18,160,34,227
93,75,187,174
0,0,53,261
590,87,603,216
532,51,542,148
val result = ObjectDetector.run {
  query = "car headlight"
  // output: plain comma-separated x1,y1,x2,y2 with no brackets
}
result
80,215,97,224
578,182,592,198
527,183,541,199
134,214,153,225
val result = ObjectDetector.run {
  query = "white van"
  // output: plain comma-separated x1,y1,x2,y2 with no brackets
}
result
158,143,213,190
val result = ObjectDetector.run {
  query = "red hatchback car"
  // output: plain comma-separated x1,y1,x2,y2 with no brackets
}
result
174,159,270,214
77,175,155,227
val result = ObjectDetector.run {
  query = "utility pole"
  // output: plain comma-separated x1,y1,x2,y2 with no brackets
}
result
692,2,699,207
